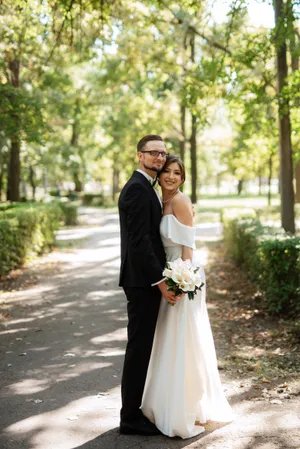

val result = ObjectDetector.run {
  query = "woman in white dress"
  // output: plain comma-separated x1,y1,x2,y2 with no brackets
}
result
141,155,234,439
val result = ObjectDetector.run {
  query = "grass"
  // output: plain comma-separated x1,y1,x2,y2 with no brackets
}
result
194,194,300,232
196,193,280,212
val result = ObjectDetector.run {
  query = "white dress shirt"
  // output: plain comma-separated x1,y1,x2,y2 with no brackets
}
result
136,169,162,207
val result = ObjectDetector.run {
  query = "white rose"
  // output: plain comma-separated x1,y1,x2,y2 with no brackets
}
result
162,268,173,278
194,270,203,288
171,270,183,284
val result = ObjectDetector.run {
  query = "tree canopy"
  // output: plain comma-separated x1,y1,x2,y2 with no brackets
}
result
0,0,299,230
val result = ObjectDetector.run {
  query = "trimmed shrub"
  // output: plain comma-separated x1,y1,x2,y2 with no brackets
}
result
222,208,258,265
0,203,62,277
0,217,20,274
257,236,300,314
59,202,78,226
82,193,104,206
222,208,300,315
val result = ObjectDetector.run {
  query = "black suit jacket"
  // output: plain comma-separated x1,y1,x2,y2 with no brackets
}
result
118,171,166,287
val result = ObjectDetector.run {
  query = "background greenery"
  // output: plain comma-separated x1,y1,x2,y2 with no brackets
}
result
0,1,299,228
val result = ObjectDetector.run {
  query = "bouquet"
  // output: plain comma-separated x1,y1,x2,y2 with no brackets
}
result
162,258,204,304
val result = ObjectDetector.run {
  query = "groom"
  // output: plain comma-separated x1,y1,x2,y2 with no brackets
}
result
118,135,178,435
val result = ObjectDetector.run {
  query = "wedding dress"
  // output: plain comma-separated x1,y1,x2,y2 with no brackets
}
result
141,214,234,439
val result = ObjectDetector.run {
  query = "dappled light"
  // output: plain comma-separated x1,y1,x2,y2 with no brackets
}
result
1,0,299,444
90,329,127,345
6,379,50,396
1,206,299,448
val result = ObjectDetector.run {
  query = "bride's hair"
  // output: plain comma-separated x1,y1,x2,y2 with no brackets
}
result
158,154,186,183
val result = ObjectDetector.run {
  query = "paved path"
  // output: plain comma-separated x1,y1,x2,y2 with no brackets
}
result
0,208,299,449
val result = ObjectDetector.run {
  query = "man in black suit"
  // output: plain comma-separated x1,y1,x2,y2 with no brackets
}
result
118,135,179,435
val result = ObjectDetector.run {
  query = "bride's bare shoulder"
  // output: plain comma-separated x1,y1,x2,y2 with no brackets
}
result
172,192,192,208
171,192,193,225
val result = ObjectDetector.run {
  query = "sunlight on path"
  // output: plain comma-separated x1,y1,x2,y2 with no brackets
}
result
1,207,299,449
4,389,121,449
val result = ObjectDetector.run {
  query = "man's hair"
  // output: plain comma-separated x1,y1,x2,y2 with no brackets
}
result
137,134,163,152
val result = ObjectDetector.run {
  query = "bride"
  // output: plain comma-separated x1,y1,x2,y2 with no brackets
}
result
141,154,234,439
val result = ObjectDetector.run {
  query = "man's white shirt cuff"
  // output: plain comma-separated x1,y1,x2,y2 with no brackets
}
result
151,277,167,286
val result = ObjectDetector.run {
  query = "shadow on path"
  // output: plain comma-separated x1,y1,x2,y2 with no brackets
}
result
0,209,299,449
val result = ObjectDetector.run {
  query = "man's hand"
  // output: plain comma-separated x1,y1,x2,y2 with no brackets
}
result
158,281,185,304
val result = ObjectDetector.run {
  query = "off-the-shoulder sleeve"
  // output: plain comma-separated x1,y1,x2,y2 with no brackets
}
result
164,215,196,249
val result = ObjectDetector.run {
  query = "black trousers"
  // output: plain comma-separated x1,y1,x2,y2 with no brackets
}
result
120,286,161,423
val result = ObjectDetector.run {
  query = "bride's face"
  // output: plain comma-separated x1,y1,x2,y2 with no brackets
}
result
159,162,183,192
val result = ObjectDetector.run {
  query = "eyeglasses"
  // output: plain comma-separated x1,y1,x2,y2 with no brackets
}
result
141,151,169,158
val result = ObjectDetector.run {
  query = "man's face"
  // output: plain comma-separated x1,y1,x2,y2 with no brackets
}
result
138,140,167,173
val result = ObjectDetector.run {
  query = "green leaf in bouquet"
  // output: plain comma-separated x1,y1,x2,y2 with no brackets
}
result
166,279,176,287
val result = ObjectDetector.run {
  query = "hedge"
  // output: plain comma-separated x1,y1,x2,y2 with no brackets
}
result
82,193,104,206
0,203,62,277
59,201,78,225
222,208,300,316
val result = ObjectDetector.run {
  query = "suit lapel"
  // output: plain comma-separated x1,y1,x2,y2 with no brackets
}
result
132,171,162,211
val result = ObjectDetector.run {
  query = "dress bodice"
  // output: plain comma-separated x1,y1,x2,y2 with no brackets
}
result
160,214,196,262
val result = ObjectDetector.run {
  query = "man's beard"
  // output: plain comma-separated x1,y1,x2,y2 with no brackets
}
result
143,162,163,173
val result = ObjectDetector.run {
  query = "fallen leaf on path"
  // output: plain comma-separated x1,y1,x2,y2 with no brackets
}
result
270,399,282,405
262,377,271,383
26,399,43,403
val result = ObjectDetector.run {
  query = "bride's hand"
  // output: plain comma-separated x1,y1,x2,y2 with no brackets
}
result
158,282,184,304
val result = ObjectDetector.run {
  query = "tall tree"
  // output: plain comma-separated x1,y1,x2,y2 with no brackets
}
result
274,0,295,233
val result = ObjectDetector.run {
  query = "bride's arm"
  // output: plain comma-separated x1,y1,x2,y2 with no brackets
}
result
172,194,194,261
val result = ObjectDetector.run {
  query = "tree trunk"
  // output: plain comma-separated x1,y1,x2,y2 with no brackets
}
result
0,150,6,201
190,33,197,204
179,104,186,193
274,0,295,233
9,136,20,202
295,162,300,203
179,104,186,164
112,167,120,202
289,2,299,72
71,100,83,192
237,179,243,195
258,174,262,196
0,167,3,201
29,165,36,200
190,113,197,203
268,154,273,206
7,58,21,202
73,172,83,192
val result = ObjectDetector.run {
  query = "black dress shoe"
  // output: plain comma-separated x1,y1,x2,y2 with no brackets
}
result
120,416,162,435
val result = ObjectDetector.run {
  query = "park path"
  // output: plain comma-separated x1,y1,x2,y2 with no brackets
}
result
0,207,299,449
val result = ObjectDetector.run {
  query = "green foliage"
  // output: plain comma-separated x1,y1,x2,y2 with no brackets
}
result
59,201,78,225
258,237,300,315
0,0,299,211
82,193,104,206
0,203,61,276
222,209,300,315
